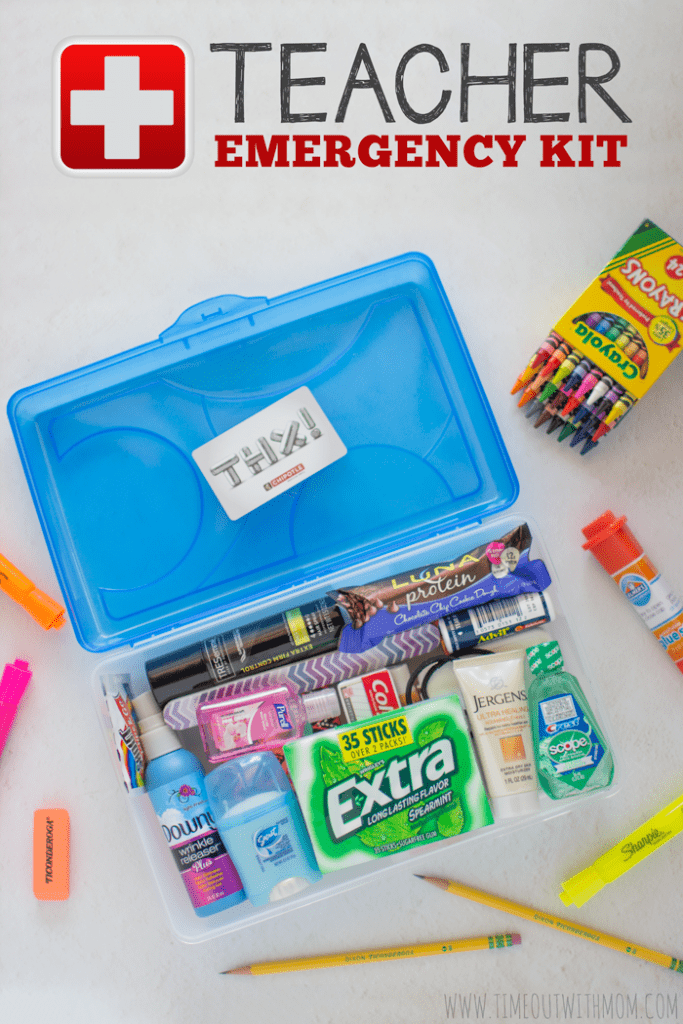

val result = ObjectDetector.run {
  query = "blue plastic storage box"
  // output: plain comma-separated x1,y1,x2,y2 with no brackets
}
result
7,253,615,943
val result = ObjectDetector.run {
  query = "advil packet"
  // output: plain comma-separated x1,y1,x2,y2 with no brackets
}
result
283,695,493,872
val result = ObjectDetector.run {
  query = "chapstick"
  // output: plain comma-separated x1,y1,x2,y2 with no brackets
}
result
33,808,70,900
582,511,683,675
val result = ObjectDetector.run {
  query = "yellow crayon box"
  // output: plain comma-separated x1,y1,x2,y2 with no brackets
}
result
553,219,683,403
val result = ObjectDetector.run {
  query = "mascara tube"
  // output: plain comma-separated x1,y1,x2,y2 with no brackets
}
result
439,591,554,654
146,598,345,707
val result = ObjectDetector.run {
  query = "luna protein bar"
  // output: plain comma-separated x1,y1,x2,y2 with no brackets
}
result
330,523,551,654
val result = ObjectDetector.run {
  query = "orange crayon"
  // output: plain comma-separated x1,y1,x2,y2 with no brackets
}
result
517,341,571,407
511,334,562,394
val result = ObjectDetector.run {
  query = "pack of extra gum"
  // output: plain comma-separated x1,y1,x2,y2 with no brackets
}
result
283,695,493,872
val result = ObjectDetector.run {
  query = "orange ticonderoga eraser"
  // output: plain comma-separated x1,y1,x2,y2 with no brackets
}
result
33,808,70,900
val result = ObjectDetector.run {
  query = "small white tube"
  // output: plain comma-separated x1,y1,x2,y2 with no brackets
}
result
453,650,539,820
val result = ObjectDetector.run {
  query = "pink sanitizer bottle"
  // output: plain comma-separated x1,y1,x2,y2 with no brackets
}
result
197,684,340,763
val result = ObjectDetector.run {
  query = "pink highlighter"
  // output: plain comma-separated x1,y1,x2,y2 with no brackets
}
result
0,659,32,759
197,683,340,763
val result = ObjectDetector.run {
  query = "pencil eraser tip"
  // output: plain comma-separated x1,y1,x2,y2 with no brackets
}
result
512,933,522,946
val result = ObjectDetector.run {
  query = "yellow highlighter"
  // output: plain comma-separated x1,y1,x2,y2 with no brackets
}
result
560,791,683,908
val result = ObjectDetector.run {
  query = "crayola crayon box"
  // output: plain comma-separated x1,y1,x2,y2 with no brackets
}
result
553,219,683,405
283,695,493,872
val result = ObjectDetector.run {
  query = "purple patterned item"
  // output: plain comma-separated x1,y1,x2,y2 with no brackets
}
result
162,621,442,729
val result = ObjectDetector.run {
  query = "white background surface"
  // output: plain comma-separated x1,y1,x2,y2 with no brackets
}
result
1,2,682,1022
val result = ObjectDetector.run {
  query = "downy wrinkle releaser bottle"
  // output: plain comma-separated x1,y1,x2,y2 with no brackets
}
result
132,689,245,916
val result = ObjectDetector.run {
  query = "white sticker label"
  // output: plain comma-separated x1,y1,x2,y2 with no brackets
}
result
192,387,347,520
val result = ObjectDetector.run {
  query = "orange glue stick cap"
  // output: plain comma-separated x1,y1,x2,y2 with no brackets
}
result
581,511,643,575
33,808,70,900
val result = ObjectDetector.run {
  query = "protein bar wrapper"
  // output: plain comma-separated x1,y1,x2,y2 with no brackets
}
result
283,695,493,873
331,524,551,653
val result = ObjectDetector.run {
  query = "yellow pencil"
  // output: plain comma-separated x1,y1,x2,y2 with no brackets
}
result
417,876,683,975
223,932,521,975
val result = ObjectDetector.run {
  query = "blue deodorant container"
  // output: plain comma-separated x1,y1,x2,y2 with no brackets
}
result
206,750,321,906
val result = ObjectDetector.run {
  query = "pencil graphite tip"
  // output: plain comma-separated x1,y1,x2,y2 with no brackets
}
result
415,874,448,890
221,966,251,975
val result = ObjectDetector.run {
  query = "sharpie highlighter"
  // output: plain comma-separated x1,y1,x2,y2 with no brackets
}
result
560,789,683,907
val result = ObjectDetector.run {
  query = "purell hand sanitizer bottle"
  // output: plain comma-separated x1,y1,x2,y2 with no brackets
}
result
197,685,341,763
205,750,321,906
132,689,245,916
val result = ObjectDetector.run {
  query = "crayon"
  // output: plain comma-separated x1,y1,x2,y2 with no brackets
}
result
534,387,571,429
523,397,545,419
573,384,625,443
591,394,634,441
558,357,593,399
517,342,571,407
570,375,614,430
561,366,604,418
510,335,562,394
593,314,614,334
537,350,582,403
557,418,580,442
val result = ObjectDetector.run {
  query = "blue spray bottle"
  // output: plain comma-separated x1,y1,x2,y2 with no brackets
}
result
132,689,245,917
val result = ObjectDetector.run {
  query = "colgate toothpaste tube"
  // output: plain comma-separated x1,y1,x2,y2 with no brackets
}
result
335,666,408,722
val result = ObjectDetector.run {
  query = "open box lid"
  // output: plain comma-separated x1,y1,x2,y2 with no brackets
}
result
8,252,518,652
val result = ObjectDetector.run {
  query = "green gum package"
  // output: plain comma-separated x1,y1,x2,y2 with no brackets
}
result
283,695,493,873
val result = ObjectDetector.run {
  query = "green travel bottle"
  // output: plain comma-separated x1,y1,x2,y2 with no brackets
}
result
526,642,614,799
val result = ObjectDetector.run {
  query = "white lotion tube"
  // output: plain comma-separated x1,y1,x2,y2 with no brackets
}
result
453,650,539,819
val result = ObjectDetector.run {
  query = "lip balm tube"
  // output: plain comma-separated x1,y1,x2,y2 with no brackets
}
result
582,511,683,675
439,591,554,654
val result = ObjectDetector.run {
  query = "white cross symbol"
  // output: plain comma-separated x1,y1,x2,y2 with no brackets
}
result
70,55,174,160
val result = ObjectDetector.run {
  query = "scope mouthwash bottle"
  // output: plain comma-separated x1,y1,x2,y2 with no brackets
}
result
526,642,614,799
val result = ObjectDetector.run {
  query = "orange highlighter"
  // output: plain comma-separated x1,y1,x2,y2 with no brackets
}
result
0,552,66,630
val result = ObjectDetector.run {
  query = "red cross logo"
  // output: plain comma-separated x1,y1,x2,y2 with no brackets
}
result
54,38,192,175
